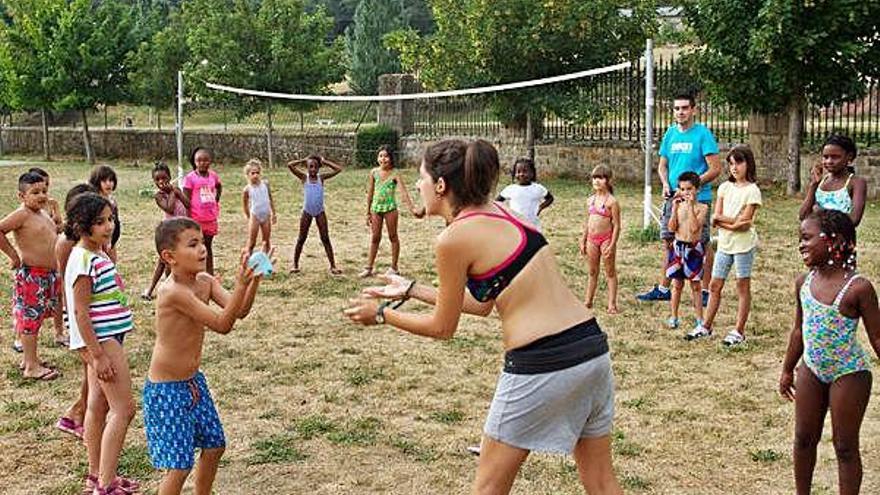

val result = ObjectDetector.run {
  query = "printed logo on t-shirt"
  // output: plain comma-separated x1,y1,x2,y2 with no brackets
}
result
199,186,215,204
670,142,693,154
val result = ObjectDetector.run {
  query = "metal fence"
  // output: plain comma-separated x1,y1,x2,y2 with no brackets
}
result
411,57,879,150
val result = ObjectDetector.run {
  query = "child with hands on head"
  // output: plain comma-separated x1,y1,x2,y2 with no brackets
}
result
63,192,139,495
579,165,620,314
361,145,424,278
496,157,553,231
780,210,880,495
666,172,709,337
143,217,263,495
142,162,190,300
0,172,62,380
241,158,276,255
288,154,344,274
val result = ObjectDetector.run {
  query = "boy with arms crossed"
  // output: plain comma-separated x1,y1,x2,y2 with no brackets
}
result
144,218,262,495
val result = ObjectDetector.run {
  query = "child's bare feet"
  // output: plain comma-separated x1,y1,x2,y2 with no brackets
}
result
329,267,342,275
607,306,620,315
289,266,301,274
54,334,70,347
584,301,593,309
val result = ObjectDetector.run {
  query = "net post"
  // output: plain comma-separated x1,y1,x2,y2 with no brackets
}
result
643,39,654,230
176,70,185,185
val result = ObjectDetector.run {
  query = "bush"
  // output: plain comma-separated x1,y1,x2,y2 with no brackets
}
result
355,125,398,168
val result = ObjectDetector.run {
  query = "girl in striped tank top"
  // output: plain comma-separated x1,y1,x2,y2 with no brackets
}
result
63,192,138,495
780,210,880,495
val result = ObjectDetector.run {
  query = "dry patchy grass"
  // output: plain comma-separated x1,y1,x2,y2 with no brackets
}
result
0,158,878,494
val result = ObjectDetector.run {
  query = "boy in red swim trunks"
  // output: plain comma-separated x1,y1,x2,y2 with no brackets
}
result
0,172,62,380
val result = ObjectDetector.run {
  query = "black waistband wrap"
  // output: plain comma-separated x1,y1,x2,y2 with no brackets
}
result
503,318,608,375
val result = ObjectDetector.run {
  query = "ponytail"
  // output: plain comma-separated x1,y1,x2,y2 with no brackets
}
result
424,139,499,212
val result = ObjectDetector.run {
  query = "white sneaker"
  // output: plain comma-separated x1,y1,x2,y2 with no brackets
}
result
685,323,712,341
722,330,745,346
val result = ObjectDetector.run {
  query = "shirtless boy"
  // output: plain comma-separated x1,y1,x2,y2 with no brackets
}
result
143,217,262,495
666,171,709,336
0,172,61,380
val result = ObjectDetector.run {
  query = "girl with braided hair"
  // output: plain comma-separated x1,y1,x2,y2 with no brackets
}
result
780,209,880,495
799,134,867,227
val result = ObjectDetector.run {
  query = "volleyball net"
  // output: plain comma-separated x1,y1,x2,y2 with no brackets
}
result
178,58,661,227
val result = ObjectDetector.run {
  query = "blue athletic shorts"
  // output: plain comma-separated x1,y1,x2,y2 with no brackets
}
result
143,371,226,470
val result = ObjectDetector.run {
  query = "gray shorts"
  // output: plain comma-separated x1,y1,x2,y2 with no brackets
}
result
483,352,614,454
660,198,712,244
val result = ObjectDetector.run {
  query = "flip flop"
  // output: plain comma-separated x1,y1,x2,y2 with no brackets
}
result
18,360,53,371
11,341,22,353
25,368,59,381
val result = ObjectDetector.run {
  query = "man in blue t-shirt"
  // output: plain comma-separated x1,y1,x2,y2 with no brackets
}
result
637,94,721,323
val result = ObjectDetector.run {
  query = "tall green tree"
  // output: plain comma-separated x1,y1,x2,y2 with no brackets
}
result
49,0,138,163
127,7,189,129
0,0,67,159
685,0,880,194
346,0,404,95
183,0,345,165
387,0,653,151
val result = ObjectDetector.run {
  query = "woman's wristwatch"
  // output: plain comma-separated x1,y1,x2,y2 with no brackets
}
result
375,280,417,324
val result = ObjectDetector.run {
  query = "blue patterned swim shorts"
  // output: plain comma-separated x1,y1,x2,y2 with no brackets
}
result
143,371,226,470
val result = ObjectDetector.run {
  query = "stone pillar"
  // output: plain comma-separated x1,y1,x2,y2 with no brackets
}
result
378,74,420,136
748,112,789,183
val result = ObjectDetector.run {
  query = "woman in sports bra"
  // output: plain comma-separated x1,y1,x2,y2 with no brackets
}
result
799,134,866,227
345,139,622,495
579,164,621,314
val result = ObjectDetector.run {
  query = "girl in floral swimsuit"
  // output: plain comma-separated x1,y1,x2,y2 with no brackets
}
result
780,209,880,495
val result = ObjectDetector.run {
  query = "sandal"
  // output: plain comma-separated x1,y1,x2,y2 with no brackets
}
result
56,416,84,440
385,268,400,276
358,268,373,278
86,475,139,495
139,292,153,301
11,341,22,353
329,267,342,275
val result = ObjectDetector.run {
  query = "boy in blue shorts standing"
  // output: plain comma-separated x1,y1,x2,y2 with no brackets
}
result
144,218,262,494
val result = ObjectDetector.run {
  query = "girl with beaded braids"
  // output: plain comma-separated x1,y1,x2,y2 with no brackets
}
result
780,209,880,495
799,134,867,227
346,139,622,495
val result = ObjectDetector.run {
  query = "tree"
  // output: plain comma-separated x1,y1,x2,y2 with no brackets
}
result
386,0,653,154
183,0,345,165
0,0,67,160
346,0,404,95
49,0,138,163
685,0,880,194
127,8,189,130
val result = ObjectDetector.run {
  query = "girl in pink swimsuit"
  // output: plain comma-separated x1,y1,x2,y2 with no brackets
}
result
579,165,621,314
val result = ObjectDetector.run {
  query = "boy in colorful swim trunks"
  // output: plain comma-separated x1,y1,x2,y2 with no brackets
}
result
665,172,708,336
144,217,263,494
0,172,61,381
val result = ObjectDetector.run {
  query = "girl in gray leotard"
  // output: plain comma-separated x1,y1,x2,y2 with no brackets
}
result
287,155,344,274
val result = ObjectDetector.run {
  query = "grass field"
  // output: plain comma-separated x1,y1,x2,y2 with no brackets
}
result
0,158,878,494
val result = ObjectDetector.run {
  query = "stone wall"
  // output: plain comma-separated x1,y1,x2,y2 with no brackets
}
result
400,137,646,182
0,127,357,166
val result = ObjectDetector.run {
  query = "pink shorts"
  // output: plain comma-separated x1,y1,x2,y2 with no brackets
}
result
13,266,59,335
197,219,218,237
